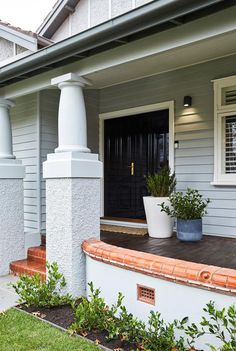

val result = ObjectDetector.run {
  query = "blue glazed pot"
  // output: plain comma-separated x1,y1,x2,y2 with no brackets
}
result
176,219,202,242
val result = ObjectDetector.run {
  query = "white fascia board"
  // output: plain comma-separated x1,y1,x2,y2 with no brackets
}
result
2,5,236,99
37,0,70,36
0,25,38,51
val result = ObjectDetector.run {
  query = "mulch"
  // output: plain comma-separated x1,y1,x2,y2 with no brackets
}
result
18,303,139,351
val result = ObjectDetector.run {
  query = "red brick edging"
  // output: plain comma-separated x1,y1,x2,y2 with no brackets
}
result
82,239,236,296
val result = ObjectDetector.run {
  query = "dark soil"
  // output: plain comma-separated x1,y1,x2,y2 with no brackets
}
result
18,304,139,351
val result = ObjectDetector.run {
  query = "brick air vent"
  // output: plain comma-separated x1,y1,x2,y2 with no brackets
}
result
137,284,155,305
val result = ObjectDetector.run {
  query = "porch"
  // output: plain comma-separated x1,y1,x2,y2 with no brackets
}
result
101,231,236,269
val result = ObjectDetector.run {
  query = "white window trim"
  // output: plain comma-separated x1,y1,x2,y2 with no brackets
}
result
99,100,175,216
212,75,236,186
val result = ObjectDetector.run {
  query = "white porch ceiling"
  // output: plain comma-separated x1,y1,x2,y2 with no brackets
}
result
84,29,236,88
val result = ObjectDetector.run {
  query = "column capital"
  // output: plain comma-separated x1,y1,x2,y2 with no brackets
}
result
0,98,15,109
51,73,91,88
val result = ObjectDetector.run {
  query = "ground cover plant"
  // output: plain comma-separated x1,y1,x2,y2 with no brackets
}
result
0,309,98,351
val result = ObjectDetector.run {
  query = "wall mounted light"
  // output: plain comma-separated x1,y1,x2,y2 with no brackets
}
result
183,96,192,107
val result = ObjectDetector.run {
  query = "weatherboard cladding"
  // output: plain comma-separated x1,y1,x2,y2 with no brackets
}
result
99,53,236,238
40,90,59,233
11,93,38,232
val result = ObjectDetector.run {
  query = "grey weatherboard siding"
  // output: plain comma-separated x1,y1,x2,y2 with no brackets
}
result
99,53,236,238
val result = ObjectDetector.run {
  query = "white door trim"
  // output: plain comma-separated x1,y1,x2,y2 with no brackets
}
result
99,100,175,217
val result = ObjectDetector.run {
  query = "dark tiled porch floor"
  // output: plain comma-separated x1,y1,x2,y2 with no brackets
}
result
101,231,236,269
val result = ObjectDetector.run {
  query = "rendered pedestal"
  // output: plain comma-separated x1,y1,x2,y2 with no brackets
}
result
44,152,102,297
0,160,25,276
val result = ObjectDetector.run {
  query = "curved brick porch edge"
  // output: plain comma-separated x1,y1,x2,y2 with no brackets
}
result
82,239,236,296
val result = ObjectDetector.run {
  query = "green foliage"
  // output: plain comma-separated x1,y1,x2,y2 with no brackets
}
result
142,311,186,351
11,262,72,308
201,301,236,351
70,282,145,344
176,301,236,351
71,283,190,350
160,188,210,220
145,166,176,197
70,282,123,334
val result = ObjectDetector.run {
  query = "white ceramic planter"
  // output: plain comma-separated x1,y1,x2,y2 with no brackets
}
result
143,196,174,238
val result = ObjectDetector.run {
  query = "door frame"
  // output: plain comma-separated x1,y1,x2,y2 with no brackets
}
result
99,100,175,218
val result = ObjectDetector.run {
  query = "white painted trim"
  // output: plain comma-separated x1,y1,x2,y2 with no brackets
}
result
100,219,147,228
99,101,175,217
43,151,103,178
131,0,136,9
213,76,236,185
36,92,41,233
88,0,91,28
0,24,38,51
108,0,112,19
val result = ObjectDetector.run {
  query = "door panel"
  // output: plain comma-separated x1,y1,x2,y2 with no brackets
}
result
104,109,169,219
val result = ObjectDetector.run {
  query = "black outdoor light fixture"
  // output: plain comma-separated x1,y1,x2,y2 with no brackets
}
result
183,95,192,107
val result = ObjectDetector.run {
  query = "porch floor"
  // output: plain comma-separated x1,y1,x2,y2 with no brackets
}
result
101,231,236,269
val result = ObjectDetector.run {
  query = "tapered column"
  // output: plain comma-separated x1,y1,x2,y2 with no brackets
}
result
52,73,90,153
44,73,102,297
0,99,25,276
0,99,15,159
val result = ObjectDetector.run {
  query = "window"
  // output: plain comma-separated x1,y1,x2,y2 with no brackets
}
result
213,76,236,185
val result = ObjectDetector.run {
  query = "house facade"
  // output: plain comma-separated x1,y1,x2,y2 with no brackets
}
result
4,0,236,243
1,2,236,347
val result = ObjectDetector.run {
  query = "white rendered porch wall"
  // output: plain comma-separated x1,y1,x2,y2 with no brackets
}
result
52,0,153,42
99,53,236,238
86,256,235,350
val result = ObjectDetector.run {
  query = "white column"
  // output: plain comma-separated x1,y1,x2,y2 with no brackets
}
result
44,73,102,297
0,99,15,159
0,99,25,276
52,73,90,153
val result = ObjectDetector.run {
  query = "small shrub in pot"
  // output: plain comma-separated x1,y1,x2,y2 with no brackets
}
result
160,188,210,242
143,166,176,238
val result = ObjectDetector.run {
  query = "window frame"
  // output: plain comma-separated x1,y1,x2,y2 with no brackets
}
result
213,75,236,185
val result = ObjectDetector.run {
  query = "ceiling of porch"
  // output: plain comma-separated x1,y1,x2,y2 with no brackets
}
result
84,28,236,88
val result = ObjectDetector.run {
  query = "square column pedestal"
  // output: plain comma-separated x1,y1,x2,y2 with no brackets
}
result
0,159,25,276
43,152,102,297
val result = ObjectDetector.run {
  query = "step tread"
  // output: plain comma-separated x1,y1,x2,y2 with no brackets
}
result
10,259,46,278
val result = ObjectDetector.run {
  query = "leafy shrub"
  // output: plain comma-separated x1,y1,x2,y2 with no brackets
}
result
145,166,176,197
12,262,72,308
70,282,145,343
71,283,189,350
201,301,236,351
176,301,236,351
160,188,210,220
142,311,187,351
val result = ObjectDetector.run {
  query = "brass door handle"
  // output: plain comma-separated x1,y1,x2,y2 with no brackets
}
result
128,162,135,176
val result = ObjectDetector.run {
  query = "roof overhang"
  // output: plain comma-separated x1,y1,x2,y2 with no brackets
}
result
37,0,80,39
0,23,38,51
0,0,235,88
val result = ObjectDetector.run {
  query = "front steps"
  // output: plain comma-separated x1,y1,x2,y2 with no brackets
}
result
10,246,46,279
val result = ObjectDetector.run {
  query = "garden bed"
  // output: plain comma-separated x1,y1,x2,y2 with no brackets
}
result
17,303,138,351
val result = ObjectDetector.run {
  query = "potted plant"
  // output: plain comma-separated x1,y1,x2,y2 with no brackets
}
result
143,166,176,238
160,188,210,242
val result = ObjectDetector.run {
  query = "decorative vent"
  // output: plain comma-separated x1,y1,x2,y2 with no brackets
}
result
137,285,155,305
225,116,236,173
223,86,236,105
